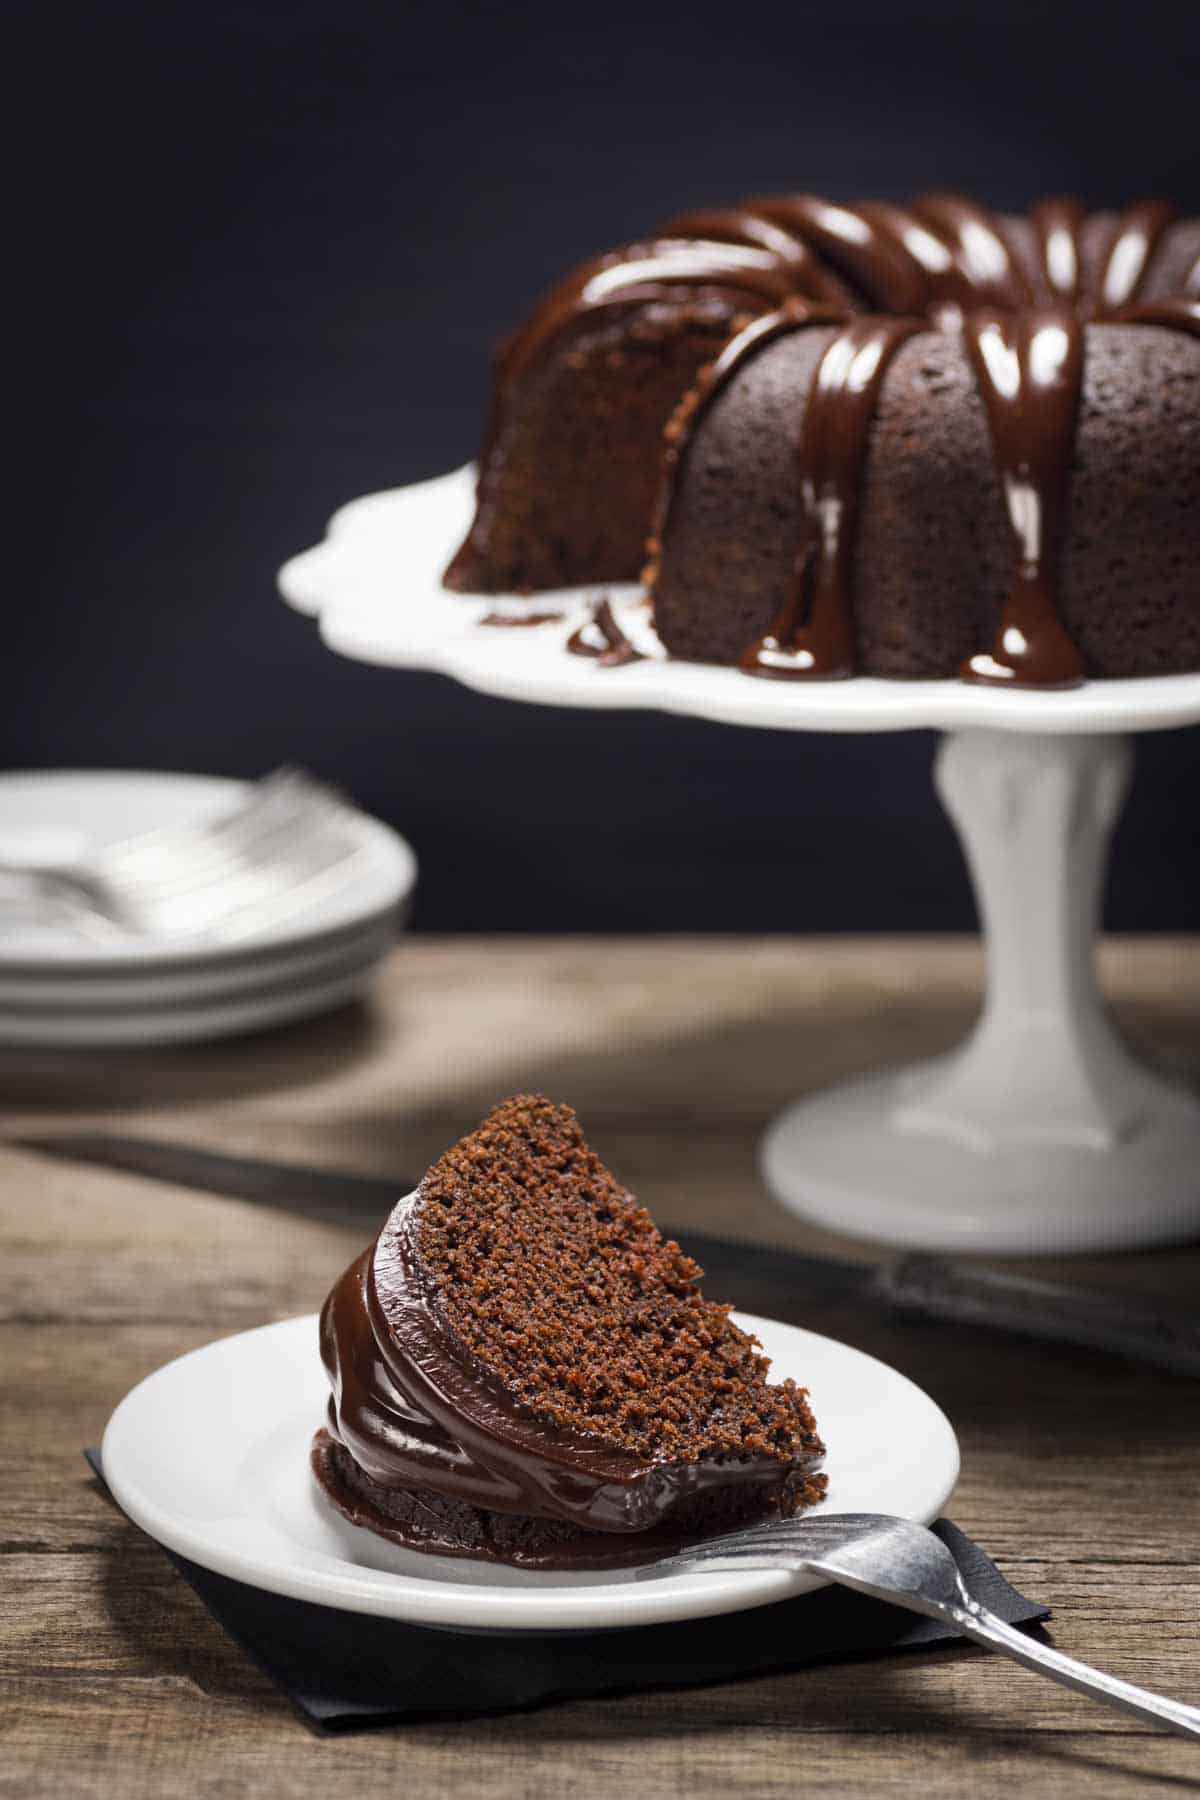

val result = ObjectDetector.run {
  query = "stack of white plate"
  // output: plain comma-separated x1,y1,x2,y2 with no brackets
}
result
0,771,417,1047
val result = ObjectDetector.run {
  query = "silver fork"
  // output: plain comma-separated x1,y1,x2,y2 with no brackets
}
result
637,1512,1200,1741
0,768,368,943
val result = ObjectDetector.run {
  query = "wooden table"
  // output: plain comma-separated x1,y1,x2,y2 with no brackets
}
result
4,936,1200,1798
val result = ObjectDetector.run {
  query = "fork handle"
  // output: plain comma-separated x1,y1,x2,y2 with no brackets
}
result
945,1596,1200,1741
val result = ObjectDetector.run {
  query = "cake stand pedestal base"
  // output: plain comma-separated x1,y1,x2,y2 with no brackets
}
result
763,728,1200,1254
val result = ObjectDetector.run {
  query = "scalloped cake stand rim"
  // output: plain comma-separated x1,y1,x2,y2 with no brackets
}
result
280,467,1200,1253
278,464,1200,737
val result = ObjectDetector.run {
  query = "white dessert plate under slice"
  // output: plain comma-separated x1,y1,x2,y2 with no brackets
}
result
101,1310,960,1634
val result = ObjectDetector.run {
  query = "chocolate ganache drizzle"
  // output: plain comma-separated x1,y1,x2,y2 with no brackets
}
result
450,236,813,529
496,237,803,391
1031,197,1085,304
509,191,1198,688
960,308,1086,687
318,1192,814,1548
1094,200,1177,316
566,593,643,666
741,315,924,680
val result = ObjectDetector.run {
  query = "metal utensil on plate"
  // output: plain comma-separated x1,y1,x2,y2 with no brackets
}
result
638,1511,1200,1740
0,767,369,944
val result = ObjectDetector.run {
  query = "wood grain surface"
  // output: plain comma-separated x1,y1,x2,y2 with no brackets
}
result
3,935,1199,1798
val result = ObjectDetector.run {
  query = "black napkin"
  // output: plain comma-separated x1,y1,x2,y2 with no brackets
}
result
85,1449,1047,1734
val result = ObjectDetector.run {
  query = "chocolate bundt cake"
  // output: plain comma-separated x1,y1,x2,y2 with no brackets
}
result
313,1095,825,1569
445,194,1200,687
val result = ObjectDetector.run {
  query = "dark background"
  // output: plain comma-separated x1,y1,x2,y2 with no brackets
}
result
19,0,1200,931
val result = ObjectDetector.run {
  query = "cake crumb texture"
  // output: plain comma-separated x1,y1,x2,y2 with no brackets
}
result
415,1095,822,1468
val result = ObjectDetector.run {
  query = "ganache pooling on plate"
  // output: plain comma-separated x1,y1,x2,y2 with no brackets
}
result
566,593,644,665
314,1095,826,1570
448,193,1200,688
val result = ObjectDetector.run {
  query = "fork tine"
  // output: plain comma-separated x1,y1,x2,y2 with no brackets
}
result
1,767,371,943
105,815,357,903
103,768,342,865
636,1544,812,1580
677,1513,882,1551
68,767,368,938
635,1514,886,1579
106,786,352,894
644,1509,1200,1741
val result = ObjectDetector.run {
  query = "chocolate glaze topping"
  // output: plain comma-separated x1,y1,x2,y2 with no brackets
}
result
642,301,841,600
1030,197,1085,304
1094,200,1177,316
498,238,801,390
1116,298,1200,338
742,316,924,680
660,208,854,306
855,201,957,294
462,239,805,524
479,608,565,627
960,308,1086,687
319,1192,814,1541
911,193,1035,312
566,594,644,665
748,196,932,314
471,193,1197,687
625,192,1200,687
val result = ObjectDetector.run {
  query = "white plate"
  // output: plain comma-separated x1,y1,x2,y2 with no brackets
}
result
0,960,381,1047
279,465,1200,738
101,1311,960,1634
0,770,417,970
0,912,402,1009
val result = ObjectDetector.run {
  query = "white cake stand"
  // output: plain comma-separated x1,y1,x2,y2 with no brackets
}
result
280,467,1200,1255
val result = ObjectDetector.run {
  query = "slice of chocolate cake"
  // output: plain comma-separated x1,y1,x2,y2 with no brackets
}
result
313,1095,826,1569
